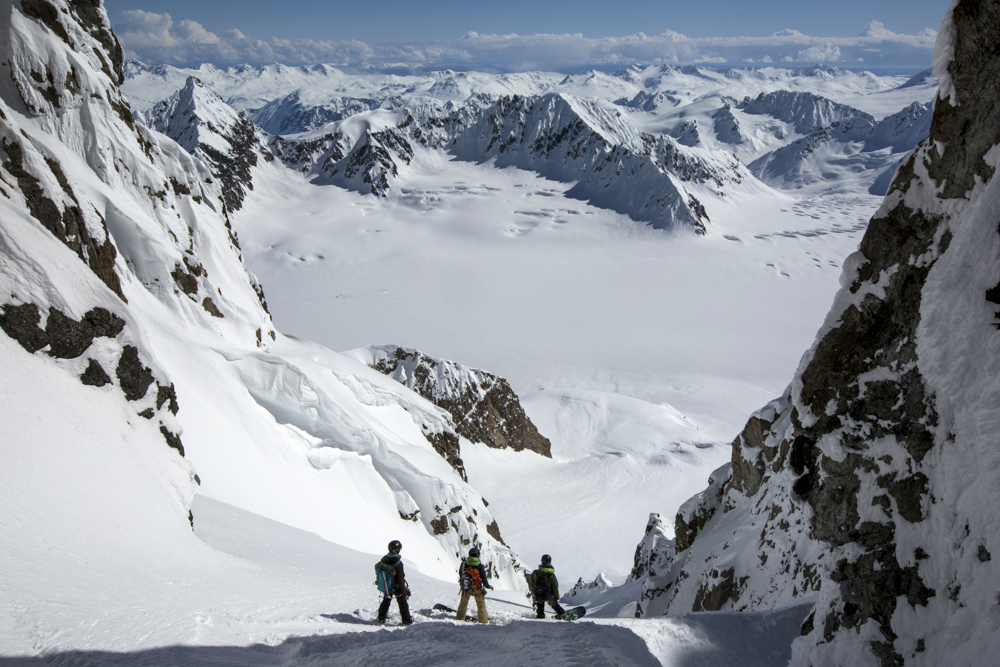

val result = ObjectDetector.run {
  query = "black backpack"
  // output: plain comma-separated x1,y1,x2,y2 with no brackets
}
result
533,571,551,599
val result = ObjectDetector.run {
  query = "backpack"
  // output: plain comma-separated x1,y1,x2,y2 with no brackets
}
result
375,560,398,596
533,571,551,599
460,564,483,593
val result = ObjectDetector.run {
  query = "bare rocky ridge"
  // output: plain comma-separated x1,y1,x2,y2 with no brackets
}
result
363,345,552,462
631,2,1000,664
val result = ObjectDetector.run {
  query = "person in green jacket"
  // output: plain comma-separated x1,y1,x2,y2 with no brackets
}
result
529,554,567,619
456,547,493,623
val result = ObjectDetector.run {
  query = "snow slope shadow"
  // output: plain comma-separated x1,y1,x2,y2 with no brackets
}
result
0,621,661,667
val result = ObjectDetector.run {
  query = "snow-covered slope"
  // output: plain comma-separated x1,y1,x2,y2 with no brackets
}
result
627,2,1000,665
0,7,524,657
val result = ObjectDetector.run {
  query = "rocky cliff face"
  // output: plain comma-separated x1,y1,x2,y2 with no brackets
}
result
354,345,553,466
632,2,1000,665
0,0,222,481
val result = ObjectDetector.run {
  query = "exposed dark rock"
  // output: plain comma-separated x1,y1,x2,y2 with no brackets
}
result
0,303,124,359
171,265,198,295
159,425,184,457
20,0,72,46
979,545,992,562
693,568,736,612
43,307,124,358
423,429,466,481
201,297,223,318
156,383,179,415
636,4,1000,664
430,515,449,535
116,345,154,401
198,114,260,213
1,140,124,300
800,611,815,636
485,520,506,546
80,358,110,386
629,513,675,582
369,345,552,459
68,0,124,83
137,408,154,419
0,303,49,352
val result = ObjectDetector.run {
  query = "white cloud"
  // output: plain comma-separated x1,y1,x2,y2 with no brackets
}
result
860,20,896,39
114,12,938,71
797,44,842,63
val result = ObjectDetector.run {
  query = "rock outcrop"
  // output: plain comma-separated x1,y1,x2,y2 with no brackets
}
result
356,345,552,464
632,2,1000,665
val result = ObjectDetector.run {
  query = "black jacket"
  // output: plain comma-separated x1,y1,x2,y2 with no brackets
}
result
382,553,409,595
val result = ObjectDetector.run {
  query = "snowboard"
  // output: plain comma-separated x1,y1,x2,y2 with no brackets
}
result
433,603,457,613
559,606,586,621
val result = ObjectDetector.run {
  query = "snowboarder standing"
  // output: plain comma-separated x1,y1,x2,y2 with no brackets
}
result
529,554,567,619
456,546,493,623
377,540,413,625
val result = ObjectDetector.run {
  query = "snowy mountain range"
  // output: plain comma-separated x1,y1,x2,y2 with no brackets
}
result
4,0,999,665
125,58,938,234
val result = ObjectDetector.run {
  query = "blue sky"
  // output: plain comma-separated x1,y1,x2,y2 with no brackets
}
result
103,0,951,71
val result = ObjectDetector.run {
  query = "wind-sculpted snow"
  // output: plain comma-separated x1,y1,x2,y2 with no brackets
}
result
629,2,1000,665
225,347,521,584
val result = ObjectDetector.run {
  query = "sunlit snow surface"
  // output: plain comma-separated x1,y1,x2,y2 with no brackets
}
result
0,495,810,666
234,149,879,580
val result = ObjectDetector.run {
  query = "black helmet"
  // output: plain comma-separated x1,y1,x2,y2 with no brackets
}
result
469,547,481,557
541,554,552,565
388,540,402,552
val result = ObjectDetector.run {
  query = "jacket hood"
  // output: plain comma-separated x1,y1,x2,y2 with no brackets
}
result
465,556,481,567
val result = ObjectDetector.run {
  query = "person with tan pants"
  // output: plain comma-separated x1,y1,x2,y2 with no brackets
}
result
456,547,493,623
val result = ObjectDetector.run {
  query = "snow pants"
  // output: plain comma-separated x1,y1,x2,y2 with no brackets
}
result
456,591,488,623
378,593,412,624
535,597,566,619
